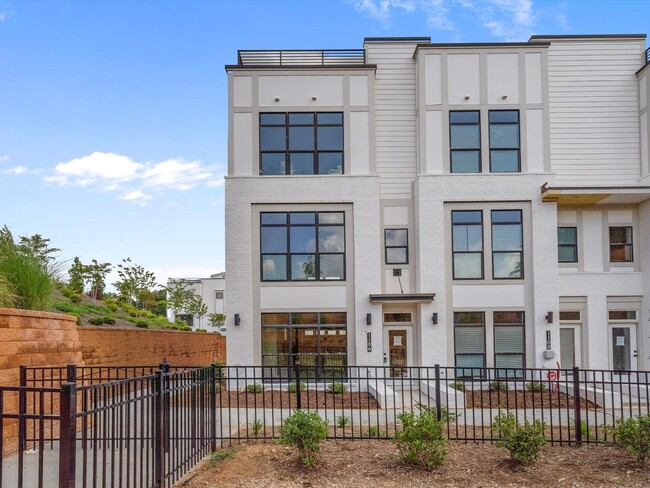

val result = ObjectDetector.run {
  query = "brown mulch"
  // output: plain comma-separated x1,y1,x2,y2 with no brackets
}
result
214,390,379,409
178,440,650,488
465,389,598,409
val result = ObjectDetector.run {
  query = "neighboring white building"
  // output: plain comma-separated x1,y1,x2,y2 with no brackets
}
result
224,35,650,375
166,272,226,330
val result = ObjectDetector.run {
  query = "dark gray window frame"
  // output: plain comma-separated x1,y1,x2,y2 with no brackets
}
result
488,110,521,173
453,311,486,378
259,112,344,175
491,209,524,280
452,210,484,280
449,110,481,173
260,211,346,282
609,226,633,262
557,226,578,263
384,228,409,265
493,311,526,377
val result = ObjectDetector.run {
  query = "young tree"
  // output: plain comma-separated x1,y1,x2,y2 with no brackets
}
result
165,279,192,317
187,295,209,329
86,259,112,300
114,258,158,309
67,257,86,294
208,313,226,329
17,234,61,268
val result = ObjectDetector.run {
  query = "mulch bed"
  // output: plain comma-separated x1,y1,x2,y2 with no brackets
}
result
178,440,650,487
214,390,379,409
465,389,598,409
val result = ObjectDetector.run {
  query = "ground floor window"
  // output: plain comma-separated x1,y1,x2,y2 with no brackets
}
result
454,312,486,377
493,311,525,377
261,312,347,379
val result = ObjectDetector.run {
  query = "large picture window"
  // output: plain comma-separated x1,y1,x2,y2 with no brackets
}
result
491,210,523,279
259,112,343,175
494,311,525,377
452,210,483,279
454,312,486,377
261,312,347,379
450,111,481,173
489,110,520,173
261,211,345,281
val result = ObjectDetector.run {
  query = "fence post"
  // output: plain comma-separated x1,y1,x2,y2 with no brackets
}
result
18,366,26,453
159,358,170,373
294,362,302,410
66,364,77,383
573,366,582,446
153,370,164,488
434,364,442,421
210,364,217,452
59,382,77,488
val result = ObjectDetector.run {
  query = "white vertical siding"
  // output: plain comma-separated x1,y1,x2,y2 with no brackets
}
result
366,43,418,198
546,40,644,185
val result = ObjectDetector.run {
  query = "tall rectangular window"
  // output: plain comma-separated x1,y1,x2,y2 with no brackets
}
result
558,227,578,263
494,311,525,377
450,111,481,173
489,110,520,173
261,211,345,281
452,211,483,279
385,229,408,264
454,312,485,377
492,210,523,279
259,112,343,175
609,226,633,262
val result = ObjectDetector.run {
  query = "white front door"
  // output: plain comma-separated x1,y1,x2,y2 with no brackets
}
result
559,326,581,370
382,326,412,377
610,325,638,372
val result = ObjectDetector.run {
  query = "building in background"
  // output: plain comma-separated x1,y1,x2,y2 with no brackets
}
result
224,34,650,375
166,272,226,331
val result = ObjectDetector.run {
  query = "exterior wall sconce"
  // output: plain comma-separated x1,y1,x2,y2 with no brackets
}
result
234,314,241,326
311,96,317,101
366,313,372,326
274,97,280,102
501,94,508,100
432,313,438,325
546,311,553,324
464,95,470,100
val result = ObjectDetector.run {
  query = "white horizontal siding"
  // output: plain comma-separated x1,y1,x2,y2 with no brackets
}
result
367,43,417,199
547,40,643,185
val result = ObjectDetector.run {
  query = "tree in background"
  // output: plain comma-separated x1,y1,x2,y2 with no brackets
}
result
18,234,61,268
114,258,158,310
86,259,112,300
208,312,226,329
166,279,192,317
68,257,86,295
187,295,209,329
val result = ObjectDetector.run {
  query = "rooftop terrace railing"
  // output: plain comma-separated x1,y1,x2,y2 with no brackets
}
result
237,49,366,66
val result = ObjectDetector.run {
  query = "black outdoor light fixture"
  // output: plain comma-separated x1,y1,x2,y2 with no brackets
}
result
234,314,240,326
432,313,438,325
546,311,554,324
366,313,372,326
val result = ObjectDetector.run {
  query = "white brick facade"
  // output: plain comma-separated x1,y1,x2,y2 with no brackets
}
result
225,35,650,372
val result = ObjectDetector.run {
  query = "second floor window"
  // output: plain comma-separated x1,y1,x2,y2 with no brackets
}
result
259,112,343,176
450,111,481,173
261,211,345,281
452,210,483,279
557,227,578,263
609,226,633,262
385,229,408,264
492,210,523,279
489,111,520,173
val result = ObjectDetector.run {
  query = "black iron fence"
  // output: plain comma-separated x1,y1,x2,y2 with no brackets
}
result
1,362,649,487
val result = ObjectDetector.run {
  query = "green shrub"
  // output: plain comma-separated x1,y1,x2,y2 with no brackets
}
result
492,409,547,464
210,446,239,464
0,274,17,308
367,426,384,437
177,325,192,331
211,360,225,379
526,382,547,392
336,415,350,429
102,317,115,325
450,381,466,392
88,317,104,325
0,243,56,311
195,328,207,333
288,382,307,393
605,414,650,464
327,382,347,394
278,409,328,466
104,299,119,312
489,381,509,391
393,408,448,470
135,320,148,329
246,383,263,394
60,285,82,303
251,418,264,438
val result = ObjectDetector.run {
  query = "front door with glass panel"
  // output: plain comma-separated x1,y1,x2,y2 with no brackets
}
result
383,326,412,378
610,325,637,372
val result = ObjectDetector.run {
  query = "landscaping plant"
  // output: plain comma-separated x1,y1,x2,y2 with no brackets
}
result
327,382,347,394
393,408,448,470
246,383,264,394
288,382,307,393
278,409,328,467
336,415,350,429
251,418,264,438
492,409,547,464
605,413,650,465
449,381,466,392
525,382,547,392
489,380,509,391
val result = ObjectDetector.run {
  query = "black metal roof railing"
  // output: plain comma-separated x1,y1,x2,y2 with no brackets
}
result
646,47,650,64
237,49,366,66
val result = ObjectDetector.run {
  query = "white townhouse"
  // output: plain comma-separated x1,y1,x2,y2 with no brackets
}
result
224,35,650,377
166,272,226,330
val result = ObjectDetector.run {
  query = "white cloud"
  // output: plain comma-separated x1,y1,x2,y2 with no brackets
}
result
0,155,10,162
1,165,42,175
355,0,454,31
0,11,14,22
44,151,225,204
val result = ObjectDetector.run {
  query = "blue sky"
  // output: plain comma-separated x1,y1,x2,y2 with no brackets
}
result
0,0,648,287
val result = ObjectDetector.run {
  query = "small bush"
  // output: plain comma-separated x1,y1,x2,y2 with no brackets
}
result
251,418,264,438
278,409,328,467
526,382,546,392
195,328,207,333
88,317,104,325
327,382,347,394
288,382,307,393
450,381,466,392
336,415,350,429
489,381,509,391
393,408,448,470
102,316,115,325
210,446,239,464
178,325,192,331
135,320,148,329
492,409,547,464
605,414,650,464
367,426,384,437
246,383,263,394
